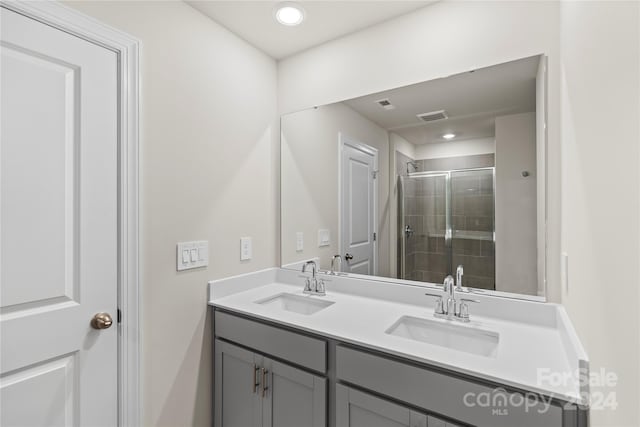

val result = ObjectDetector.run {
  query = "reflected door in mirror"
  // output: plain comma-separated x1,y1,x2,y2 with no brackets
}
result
341,137,377,275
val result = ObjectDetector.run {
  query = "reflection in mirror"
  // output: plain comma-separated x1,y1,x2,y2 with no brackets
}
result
281,55,546,298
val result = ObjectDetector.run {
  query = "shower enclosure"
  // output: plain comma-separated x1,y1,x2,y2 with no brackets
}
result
399,168,495,289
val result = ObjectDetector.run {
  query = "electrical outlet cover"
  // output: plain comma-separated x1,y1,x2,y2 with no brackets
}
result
296,232,304,252
318,229,330,247
240,237,252,261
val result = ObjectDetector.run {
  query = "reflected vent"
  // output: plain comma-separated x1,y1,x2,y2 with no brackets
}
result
375,98,395,110
417,110,448,122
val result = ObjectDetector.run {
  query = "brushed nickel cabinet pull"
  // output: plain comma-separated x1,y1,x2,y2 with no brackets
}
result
252,364,260,393
261,368,269,398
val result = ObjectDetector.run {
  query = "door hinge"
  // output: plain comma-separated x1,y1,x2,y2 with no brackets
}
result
373,232,377,241
117,308,122,324
372,170,378,179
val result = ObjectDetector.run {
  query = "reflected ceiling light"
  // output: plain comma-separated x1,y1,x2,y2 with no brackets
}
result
442,133,456,140
274,3,305,26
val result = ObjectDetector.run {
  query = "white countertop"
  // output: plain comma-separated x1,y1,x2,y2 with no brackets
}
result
208,268,588,405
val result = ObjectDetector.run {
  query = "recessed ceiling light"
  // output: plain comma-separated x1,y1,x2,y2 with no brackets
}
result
274,3,305,26
443,133,456,140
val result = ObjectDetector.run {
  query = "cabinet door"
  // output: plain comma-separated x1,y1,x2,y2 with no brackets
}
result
262,357,327,427
214,339,262,427
336,384,427,427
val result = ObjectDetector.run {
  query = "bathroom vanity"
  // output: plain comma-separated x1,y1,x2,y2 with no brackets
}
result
209,268,588,427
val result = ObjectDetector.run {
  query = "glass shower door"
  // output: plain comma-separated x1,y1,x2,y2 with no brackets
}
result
450,168,495,290
399,173,448,283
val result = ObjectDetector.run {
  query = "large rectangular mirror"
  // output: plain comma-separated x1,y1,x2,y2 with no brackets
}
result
281,55,547,299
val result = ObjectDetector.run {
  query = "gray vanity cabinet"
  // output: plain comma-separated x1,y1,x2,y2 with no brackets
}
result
215,338,326,427
336,345,568,427
213,310,585,427
213,309,329,427
214,339,262,427
262,357,326,427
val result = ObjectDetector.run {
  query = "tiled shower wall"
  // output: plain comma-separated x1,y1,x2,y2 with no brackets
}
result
397,152,496,289
397,151,449,283
450,170,495,290
396,151,416,278
403,175,450,284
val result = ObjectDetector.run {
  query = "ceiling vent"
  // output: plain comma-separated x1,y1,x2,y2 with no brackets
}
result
417,110,448,122
375,98,395,110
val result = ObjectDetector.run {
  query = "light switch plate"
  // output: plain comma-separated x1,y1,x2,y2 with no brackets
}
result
240,237,252,261
177,241,208,271
318,229,330,247
296,232,304,252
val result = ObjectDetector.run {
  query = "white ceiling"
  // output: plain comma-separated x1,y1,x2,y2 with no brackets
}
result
186,1,434,59
344,55,540,145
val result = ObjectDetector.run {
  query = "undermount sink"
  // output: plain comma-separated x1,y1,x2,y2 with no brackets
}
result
255,292,335,315
386,315,499,358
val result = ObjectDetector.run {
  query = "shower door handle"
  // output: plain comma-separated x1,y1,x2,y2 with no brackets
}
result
404,225,414,239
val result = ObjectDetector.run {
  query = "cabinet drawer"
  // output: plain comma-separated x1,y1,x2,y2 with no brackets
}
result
215,311,327,373
336,345,565,427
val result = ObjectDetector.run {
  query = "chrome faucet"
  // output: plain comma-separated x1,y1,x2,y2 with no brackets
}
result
302,260,317,293
301,260,326,296
425,275,479,323
330,255,342,275
444,275,456,318
456,265,464,291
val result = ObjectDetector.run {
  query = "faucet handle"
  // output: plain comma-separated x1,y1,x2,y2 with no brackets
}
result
315,279,327,296
456,298,479,322
424,292,442,298
302,277,312,293
425,293,445,315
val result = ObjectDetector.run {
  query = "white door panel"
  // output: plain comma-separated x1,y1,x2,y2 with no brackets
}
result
1,8,118,426
340,137,377,275
1,354,76,427
1,44,78,310
349,160,370,244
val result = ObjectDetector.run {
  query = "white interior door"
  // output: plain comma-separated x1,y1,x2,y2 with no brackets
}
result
340,136,377,275
1,8,118,426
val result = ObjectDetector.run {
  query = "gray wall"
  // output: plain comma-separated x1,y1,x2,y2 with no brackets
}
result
65,2,278,425
560,3,640,425
495,113,537,295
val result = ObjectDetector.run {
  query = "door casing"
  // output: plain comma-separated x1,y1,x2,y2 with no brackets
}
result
0,2,141,426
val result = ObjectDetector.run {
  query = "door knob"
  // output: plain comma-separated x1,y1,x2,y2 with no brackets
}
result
91,312,113,330
345,253,354,261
